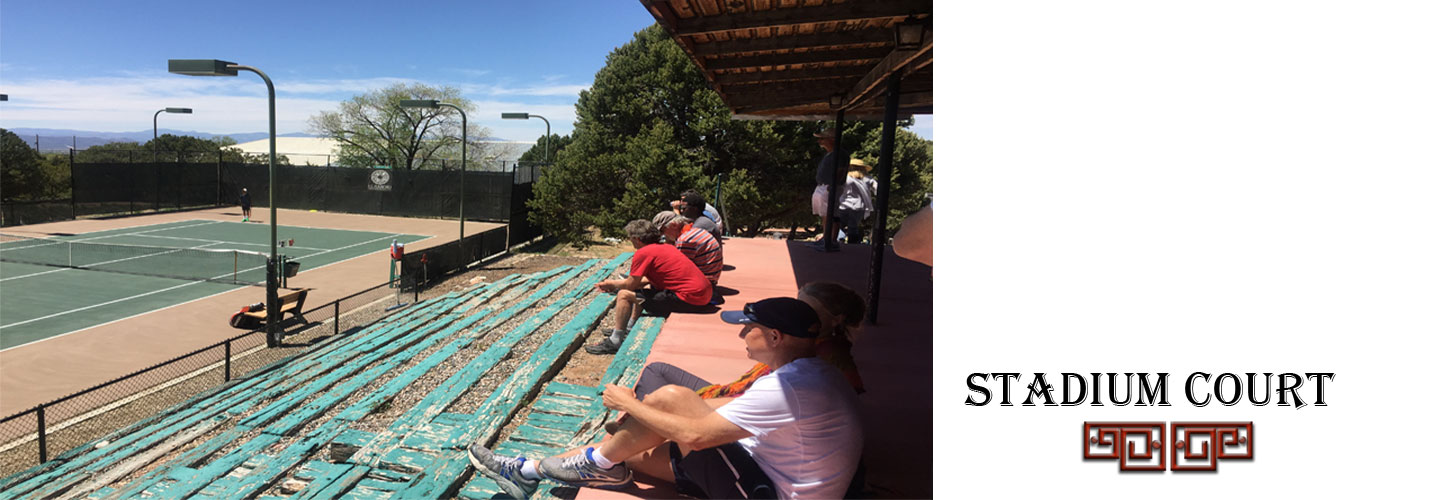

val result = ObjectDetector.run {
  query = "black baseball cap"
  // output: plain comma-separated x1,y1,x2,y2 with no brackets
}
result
720,297,820,338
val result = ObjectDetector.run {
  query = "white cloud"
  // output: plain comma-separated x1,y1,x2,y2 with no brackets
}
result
469,100,578,141
0,74,584,139
462,83,590,97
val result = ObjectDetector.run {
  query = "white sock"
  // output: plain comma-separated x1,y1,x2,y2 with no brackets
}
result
608,328,627,345
519,458,542,480
588,447,616,469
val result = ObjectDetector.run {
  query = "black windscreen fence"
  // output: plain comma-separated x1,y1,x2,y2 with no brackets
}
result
220,163,514,221
4,160,541,237
398,225,510,287
71,162,221,217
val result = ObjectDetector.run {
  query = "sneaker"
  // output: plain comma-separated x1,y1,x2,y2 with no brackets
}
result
584,338,621,355
467,444,538,498
538,448,633,489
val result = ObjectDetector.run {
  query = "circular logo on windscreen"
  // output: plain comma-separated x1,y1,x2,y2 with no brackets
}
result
370,169,391,185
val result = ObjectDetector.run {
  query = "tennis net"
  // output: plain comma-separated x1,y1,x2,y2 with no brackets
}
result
0,233,268,285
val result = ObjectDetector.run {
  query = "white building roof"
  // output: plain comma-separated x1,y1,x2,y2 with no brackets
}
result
232,137,340,166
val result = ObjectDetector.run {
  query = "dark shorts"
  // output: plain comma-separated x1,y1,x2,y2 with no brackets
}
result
670,442,777,500
638,288,711,316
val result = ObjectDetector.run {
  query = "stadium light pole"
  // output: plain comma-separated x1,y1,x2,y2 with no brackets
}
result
153,107,193,140
401,99,467,244
168,59,282,347
501,112,550,163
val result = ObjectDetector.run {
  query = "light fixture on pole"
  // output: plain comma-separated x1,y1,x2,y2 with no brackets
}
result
168,59,283,347
401,99,468,244
153,107,193,139
501,112,551,163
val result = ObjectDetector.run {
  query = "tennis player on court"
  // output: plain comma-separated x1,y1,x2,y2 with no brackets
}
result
239,188,252,222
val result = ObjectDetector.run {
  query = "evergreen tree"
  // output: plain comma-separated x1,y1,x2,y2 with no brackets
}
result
530,24,932,244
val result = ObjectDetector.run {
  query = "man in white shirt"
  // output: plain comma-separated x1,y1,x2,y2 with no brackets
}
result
468,297,864,499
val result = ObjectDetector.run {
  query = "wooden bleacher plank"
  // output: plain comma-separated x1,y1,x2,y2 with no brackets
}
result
453,316,665,499
522,411,587,430
0,290,466,499
88,272,543,499
384,287,623,497
11,300,445,500
542,382,598,399
182,263,601,498
343,255,623,471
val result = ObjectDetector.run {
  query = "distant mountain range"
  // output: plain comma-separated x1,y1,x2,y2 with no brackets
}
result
4,128,317,151
4,128,522,152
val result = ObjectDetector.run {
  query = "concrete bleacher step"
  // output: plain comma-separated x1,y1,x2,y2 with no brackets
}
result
458,314,665,500
1,275,528,499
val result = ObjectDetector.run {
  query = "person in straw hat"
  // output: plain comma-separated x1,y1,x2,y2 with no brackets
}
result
836,158,877,243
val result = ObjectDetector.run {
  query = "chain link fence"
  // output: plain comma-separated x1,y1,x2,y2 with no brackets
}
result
0,277,416,477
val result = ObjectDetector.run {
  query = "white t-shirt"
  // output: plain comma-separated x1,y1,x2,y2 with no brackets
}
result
715,357,863,499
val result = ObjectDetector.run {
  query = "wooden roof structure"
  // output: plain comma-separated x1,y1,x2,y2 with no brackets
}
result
640,0,933,121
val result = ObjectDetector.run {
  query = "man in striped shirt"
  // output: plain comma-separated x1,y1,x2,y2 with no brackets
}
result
656,211,723,288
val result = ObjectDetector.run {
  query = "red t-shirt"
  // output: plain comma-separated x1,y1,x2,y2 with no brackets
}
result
631,243,712,305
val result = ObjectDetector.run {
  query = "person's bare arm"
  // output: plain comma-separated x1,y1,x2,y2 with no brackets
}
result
595,274,644,293
603,384,751,450
893,204,933,266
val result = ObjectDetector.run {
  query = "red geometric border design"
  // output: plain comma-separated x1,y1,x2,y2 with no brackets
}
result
1083,422,1167,471
1170,422,1253,471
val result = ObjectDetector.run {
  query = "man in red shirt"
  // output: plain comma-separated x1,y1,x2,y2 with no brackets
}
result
587,219,713,355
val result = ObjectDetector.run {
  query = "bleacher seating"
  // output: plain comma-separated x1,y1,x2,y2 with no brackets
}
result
0,253,672,500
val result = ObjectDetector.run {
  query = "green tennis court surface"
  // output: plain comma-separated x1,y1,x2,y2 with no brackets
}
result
0,219,427,350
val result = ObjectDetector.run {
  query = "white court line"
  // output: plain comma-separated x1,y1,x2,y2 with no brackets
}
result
120,233,327,252
0,220,222,253
0,232,410,350
0,241,230,283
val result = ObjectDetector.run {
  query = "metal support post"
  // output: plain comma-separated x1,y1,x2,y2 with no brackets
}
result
36,405,47,463
224,340,232,382
823,111,846,251
866,72,903,324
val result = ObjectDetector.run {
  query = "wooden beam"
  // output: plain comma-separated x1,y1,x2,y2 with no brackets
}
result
670,0,931,37
724,89,834,110
705,46,891,70
718,76,860,95
842,32,933,111
713,66,870,85
689,28,893,56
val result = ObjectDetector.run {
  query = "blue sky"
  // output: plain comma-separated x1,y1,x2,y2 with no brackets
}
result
0,0,932,144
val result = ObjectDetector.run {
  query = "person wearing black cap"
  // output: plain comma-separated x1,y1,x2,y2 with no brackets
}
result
467,297,864,499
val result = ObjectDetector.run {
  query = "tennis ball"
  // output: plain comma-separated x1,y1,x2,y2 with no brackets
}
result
310,209,317,212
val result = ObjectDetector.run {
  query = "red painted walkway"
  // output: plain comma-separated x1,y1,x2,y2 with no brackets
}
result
580,237,933,499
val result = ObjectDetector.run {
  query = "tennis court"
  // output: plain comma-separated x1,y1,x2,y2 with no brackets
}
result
0,219,427,350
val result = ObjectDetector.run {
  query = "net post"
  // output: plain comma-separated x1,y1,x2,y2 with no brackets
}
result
36,404,47,464
334,300,340,337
